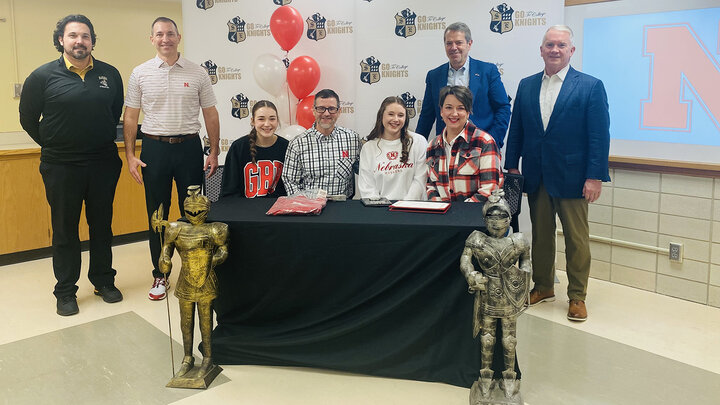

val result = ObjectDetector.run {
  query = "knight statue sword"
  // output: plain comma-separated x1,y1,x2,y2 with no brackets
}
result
151,203,175,377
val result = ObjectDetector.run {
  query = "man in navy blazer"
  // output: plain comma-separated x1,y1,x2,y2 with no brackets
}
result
505,25,610,322
415,22,511,147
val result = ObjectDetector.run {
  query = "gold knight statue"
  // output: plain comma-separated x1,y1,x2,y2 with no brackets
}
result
460,189,531,404
152,185,229,388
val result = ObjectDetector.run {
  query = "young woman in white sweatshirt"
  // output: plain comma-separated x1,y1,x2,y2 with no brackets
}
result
358,96,428,200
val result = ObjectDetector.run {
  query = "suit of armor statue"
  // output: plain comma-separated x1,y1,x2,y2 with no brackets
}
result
156,185,229,384
460,191,531,402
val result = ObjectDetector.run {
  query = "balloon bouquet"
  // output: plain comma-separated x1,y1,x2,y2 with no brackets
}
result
253,5,321,140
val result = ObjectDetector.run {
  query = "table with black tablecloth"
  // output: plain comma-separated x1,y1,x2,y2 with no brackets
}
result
208,197,518,388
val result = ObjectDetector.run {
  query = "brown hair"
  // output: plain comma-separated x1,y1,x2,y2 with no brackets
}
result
53,14,96,53
248,100,278,164
314,88,340,107
367,96,412,164
151,17,179,35
439,85,473,113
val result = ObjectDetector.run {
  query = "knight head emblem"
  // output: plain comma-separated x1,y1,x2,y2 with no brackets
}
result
196,0,214,10
360,56,381,85
394,8,417,38
400,92,417,119
202,60,218,85
490,3,514,34
231,93,250,119
203,136,211,156
306,13,327,41
227,17,247,43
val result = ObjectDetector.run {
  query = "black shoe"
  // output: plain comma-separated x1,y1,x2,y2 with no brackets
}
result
94,285,123,303
57,296,79,316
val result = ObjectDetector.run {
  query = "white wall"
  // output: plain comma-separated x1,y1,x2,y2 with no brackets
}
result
181,0,564,160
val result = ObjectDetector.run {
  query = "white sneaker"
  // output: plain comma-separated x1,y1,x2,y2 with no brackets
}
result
149,277,170,301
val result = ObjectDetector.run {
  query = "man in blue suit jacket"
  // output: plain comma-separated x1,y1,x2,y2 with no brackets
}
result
505,25,610,322
415,22,511,148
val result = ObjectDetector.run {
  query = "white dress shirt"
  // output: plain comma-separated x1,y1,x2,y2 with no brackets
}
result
539,64,570,130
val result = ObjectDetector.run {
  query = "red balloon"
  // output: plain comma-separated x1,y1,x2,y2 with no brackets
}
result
270,6,303,51
296,96,316,129
287,56,321,100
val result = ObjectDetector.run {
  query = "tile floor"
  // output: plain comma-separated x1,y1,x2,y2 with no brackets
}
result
1,241,719,405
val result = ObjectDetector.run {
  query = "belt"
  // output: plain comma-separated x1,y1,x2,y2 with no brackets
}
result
143,133,199,144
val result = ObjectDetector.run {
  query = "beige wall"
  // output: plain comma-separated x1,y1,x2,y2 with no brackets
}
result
556,169,720,308
0,0,182,133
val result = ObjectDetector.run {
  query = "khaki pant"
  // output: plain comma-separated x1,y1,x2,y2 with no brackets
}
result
527,183,590,301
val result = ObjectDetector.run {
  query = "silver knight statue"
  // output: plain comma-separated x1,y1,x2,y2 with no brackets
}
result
460,190,531,404
152,185,229,389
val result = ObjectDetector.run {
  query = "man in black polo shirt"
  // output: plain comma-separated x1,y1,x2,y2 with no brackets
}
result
19,15,124,316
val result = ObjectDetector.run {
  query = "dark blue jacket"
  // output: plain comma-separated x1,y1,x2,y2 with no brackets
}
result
415,57,511,148
504,66,611,198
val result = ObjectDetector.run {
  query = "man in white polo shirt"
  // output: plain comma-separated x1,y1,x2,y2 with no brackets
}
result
123,16,220,301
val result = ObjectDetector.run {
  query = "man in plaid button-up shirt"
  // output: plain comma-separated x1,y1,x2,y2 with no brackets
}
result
282,89,360,198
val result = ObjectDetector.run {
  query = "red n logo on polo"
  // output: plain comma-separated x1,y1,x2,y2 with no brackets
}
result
342,150,349,158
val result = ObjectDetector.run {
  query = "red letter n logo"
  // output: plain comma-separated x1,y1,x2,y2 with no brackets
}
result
642,23,720,132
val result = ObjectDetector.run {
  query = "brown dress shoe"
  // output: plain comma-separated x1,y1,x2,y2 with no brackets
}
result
529,288,555,306
567,299,588,322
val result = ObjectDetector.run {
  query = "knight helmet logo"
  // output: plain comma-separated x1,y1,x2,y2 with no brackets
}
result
400,92,417,119
273,0,292,5
386,151,399,161
306,13,327,41
394,8,417,38
203,136,211,156
490,3,514,34
231,94,250,119
360,56,381,85
201,60,218,85
228,17,247,43
196,0,214,10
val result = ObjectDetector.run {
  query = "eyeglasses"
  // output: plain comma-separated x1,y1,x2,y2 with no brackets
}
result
314,106,339,114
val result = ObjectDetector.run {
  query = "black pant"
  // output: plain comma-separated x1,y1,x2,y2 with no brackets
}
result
140,136,204,278
39,156,122,298
510,212,520,233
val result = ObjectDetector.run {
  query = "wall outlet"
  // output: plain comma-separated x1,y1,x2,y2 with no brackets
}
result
669,242,683,263
13,83,22,98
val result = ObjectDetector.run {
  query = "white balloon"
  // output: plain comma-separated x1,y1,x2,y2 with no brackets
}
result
275,87,298,126
253,54,286,97
277,124,307,141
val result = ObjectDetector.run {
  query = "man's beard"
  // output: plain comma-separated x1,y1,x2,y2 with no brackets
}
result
68,46,89,60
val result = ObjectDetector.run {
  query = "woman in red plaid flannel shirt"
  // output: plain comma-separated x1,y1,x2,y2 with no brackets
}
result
426,86,504,202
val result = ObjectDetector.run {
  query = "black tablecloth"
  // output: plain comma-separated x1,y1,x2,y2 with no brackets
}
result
208,197,515,388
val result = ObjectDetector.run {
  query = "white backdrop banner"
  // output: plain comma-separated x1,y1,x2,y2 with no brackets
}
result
182,0,564,163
